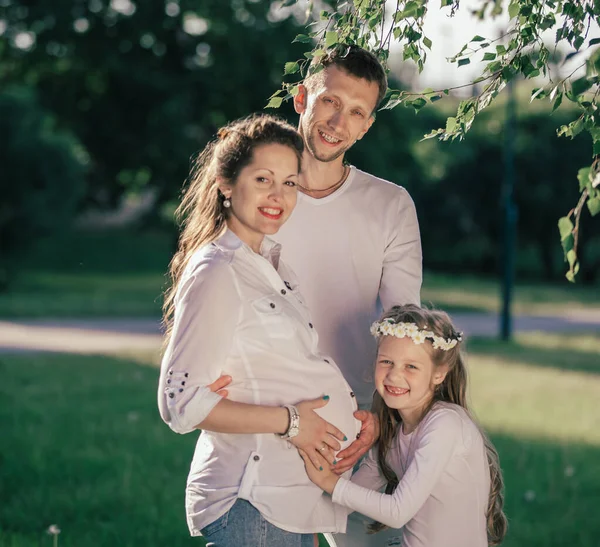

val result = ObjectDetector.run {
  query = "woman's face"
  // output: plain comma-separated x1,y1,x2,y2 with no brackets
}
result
220,143,299,252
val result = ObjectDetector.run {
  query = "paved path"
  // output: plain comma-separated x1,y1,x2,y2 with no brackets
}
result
0,312,598,355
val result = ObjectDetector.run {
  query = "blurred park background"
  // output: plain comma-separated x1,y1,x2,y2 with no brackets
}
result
1,1,599,546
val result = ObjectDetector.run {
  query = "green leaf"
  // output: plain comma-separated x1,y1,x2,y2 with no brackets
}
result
402,1,419,18
471,35,486,42
577,167,591,191
325,31,338,47
441,0,453,6
571,77,593,96
552,92,563,112
487,61,502,73
566,270,575,283
593,141,600,155
590,38,600,46
508,0,519,19
409,97,427,112
430,94,443,102
496,45,506,55
445,117,457,133
265,96,283,109
458,58,470,67
293,34,313,44
572,117,585,137
530,87,546,102
483,52,496,61
588,197,600,216
284,61,300,75
567,249,577,267
423,36,432,50
558,216,574,241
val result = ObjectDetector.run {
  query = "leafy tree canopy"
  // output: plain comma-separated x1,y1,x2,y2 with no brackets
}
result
275,0,600,281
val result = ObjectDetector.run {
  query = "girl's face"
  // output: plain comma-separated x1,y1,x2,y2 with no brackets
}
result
220,143,299,252
374,335,448,430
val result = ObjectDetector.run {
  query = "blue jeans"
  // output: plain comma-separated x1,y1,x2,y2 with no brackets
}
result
201,499,315,547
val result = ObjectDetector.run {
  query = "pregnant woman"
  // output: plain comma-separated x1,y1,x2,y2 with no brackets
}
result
158,114,359,546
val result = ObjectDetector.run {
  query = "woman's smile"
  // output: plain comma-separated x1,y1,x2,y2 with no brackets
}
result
258,206,283,219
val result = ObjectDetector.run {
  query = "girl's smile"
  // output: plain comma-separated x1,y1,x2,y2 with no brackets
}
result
384,385,409,396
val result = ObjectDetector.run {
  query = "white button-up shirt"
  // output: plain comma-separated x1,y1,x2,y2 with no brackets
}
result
158,229,360,536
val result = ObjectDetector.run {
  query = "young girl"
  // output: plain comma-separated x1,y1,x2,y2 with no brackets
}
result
300,304,508,547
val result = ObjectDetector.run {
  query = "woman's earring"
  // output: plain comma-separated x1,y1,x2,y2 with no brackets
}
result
223,198,231,208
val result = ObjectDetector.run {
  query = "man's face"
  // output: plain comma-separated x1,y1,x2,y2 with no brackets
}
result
294,65,379,163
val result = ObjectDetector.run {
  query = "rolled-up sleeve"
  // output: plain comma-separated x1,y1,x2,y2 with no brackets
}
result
158,257,242,434
379,189,422,309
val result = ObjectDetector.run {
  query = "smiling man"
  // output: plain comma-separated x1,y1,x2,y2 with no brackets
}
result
273,46,422,546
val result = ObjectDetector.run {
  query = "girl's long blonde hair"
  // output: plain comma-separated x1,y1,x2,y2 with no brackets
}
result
368,304,507,545
162,114,303,344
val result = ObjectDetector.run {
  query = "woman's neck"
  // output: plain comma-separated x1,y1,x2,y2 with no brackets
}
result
226,221,263,254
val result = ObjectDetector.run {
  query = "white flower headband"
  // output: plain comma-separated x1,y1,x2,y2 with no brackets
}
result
370,318,463,351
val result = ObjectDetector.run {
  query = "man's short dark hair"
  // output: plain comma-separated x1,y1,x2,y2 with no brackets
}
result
306,45,388,109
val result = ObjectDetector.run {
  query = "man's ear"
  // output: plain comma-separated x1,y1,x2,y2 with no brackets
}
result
293,84,308,114
356,115,375,142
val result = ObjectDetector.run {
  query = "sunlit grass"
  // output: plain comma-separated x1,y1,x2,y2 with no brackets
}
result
422,272,600,315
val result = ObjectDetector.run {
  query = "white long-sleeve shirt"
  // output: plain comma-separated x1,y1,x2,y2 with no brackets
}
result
332,403,491,547
158,229,360,536
274,166,422,407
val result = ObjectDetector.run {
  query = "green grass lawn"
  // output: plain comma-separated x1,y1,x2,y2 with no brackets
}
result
1,229,598,318
1,332,599,547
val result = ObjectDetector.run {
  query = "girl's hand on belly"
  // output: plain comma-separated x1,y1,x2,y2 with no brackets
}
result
298,448,340,495
332,410,379,474
290,396,348,470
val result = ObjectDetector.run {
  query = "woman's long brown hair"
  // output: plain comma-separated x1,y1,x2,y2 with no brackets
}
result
162,114,303,345
368,304,508,545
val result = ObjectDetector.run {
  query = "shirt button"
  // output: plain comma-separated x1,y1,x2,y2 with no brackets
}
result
350,391,355,398
270,303,276,309
167,379,171,384
253,455,260,461
309,322,313,328
168,392,175,398
281,289,287,295
179,388,184,393
184,372,189,377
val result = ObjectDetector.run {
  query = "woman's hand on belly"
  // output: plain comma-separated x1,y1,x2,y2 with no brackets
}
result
290,396,348,470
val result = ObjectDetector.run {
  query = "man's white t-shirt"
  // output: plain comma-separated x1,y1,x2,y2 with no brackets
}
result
274,166,422,406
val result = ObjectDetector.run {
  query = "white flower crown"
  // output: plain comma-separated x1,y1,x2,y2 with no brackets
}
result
370,318,463,351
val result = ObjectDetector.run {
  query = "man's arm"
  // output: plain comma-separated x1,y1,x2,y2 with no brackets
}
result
379,188,422,309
